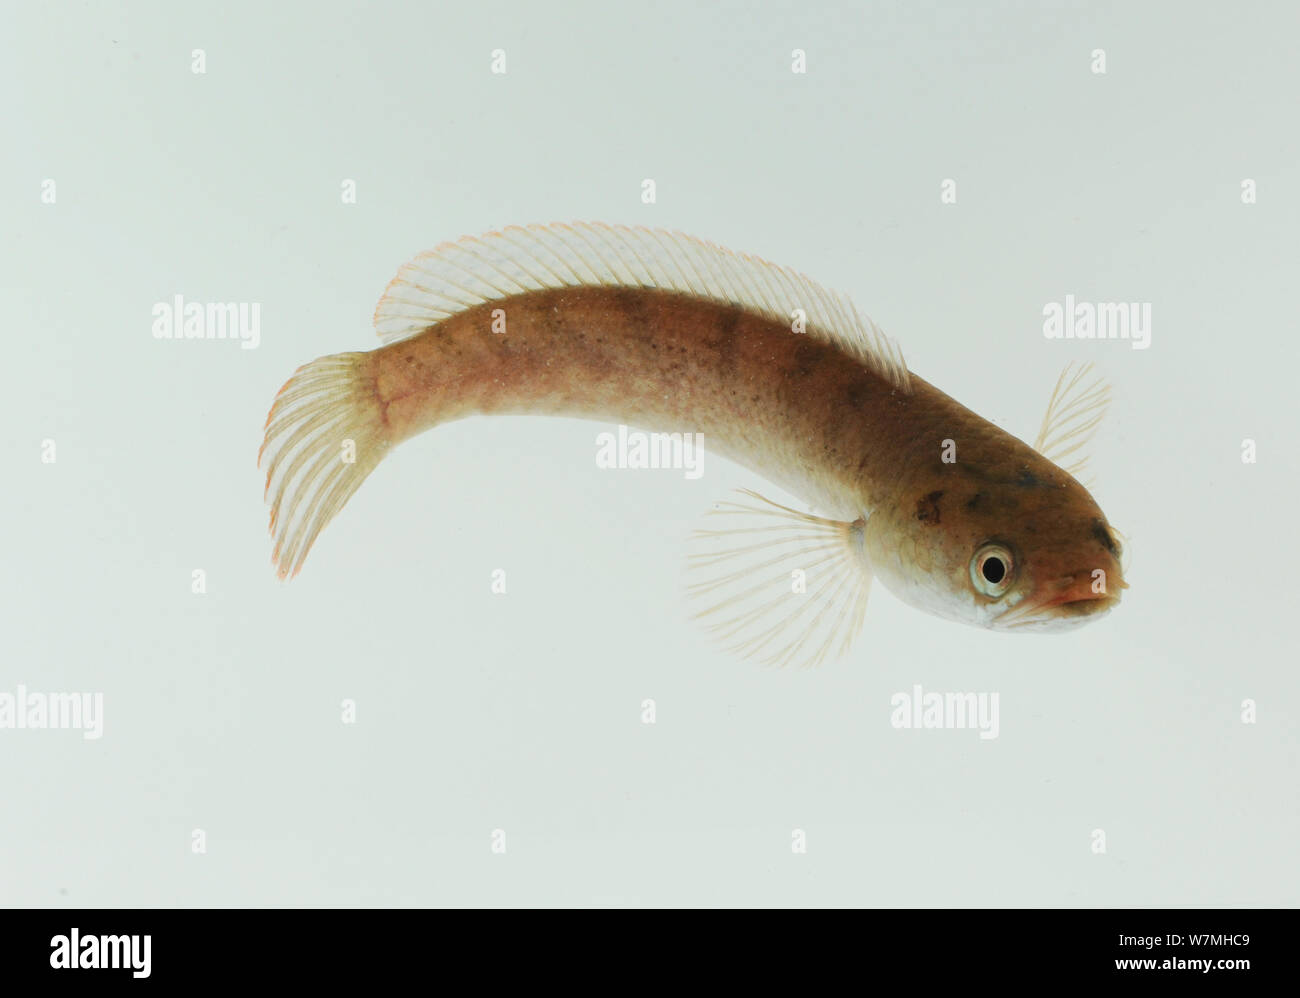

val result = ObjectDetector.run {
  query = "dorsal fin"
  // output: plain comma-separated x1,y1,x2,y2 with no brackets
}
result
373,222,912,393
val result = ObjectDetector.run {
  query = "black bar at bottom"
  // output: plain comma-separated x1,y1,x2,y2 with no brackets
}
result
0,908,1283,986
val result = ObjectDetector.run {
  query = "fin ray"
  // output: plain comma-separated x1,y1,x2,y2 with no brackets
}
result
1032,362,1111,479
260,353,393,579
686,490,872,669
374,222,912,393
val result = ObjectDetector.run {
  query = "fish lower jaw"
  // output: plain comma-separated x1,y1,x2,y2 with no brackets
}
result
997,601,1117,632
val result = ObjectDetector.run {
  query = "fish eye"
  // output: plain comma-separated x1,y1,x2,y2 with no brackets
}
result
970,543,1015,598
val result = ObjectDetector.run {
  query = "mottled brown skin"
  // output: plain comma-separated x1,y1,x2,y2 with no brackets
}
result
373,287,912,514
367,286,1123,628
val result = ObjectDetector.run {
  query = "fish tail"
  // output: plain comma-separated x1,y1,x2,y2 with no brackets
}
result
259,351,392,579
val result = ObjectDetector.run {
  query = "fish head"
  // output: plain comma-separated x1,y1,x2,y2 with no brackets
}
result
863,455,1126,631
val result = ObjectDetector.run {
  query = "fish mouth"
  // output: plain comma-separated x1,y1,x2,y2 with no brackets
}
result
996,571,1127,629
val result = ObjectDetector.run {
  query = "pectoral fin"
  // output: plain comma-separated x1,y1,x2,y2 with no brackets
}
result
1033,362,1111,480
685,490,872,669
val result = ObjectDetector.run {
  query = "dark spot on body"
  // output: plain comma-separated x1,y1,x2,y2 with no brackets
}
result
713,306,741,372
612,287,651,330
1091,518,1119,556
539,301,561,338
965,491,990,512
916,490,944,525
1017,469,1043,488
791,341,822,378
843,379,870,408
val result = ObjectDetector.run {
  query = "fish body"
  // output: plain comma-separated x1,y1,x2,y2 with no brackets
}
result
376,287,896,515
261,223,1124,664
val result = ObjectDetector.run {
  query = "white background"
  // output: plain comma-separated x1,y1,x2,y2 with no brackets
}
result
2,0,1296,906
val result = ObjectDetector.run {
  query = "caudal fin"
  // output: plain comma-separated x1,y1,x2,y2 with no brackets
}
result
259,352,391,579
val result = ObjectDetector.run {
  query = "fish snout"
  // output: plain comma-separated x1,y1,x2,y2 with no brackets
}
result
997,566,1125,629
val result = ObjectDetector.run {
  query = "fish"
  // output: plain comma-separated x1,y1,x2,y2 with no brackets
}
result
259,222,1126,667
